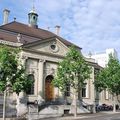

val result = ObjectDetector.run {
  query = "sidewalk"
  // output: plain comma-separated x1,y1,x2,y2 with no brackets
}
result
40,110,120,120
0,110,120,120
59,110,120,120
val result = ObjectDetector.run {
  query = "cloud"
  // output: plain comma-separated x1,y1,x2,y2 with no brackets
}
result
0,0,120,58
60,0,120,58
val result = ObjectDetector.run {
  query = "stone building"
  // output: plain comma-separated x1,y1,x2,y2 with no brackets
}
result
89,48,118,68
86,49,119,105
0,8,101,115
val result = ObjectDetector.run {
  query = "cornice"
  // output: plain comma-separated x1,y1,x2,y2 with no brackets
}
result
22,48,65,59
0,39,22,47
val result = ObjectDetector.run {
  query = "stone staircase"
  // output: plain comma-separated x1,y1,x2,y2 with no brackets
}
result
27,101,63,119
82,101,95,113
0,97,93,119
27,100,91,119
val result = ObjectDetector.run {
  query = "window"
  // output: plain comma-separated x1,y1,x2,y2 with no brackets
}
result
26,74,34,95
50,44,56,50
65,83,70,97
82,82,87,98
82,87,86,97
105,90,109,100
33,16,36,20
50,44,59,53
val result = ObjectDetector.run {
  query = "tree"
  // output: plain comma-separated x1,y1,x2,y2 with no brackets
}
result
53,47,91,117
94,55,120,112
0,45,33,119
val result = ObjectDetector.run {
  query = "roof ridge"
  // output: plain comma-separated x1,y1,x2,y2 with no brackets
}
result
0,21,57,35
0,21,16,27
0,21,81,49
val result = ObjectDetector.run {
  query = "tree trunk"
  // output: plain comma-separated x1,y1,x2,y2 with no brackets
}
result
73,93,77,117
113,94,116,112
16,94,20,117
3,90,7,120
78,82,82,107
78,89,82,106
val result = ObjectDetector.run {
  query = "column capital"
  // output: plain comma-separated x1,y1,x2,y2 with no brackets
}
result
39,59,45,62
21,55,28,60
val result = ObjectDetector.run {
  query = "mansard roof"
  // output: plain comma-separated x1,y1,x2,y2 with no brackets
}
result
0,21,81,49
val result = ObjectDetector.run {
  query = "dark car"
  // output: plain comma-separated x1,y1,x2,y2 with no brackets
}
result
96,104,113,111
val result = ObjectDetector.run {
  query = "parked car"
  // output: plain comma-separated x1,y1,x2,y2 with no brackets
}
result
96,104,113,111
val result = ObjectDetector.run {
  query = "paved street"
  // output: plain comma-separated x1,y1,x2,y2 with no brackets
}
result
0,111,119,120
41,111,120,120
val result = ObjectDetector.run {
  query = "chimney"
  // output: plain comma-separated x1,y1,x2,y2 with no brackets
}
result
3,9,10,25
55,25,60,35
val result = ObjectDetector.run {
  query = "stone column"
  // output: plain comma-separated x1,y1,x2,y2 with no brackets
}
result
90,67,96,113
37,59,45,103
21,55,28,66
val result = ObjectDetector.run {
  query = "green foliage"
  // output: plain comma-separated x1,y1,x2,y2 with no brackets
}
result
53,46,91,93
0,45,33,95
94,69,107,92
95,54,120,95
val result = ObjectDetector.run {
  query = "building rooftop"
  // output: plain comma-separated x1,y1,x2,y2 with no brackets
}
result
0,21,81,49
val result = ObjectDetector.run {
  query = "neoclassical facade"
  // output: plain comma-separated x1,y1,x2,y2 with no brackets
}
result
0,8,102,107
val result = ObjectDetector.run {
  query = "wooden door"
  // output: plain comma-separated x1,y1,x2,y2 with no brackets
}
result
45,76,54,101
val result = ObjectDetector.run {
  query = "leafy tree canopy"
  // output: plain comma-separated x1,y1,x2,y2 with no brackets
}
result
53,46,91,93
0,45,33,95
95,54,120,95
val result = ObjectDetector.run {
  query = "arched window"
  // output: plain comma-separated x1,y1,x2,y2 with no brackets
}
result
26,74,34,95
33,16,36,20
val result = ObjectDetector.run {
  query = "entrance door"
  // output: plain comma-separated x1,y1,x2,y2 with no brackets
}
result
45,75,54,101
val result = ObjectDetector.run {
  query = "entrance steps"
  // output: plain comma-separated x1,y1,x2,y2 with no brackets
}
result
27,101,90,119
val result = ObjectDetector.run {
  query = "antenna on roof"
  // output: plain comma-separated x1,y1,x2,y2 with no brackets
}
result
32,0,35,12
88,51,92,58
47,27,50,30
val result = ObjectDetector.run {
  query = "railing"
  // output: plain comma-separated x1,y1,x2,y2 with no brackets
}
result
81,101,95,113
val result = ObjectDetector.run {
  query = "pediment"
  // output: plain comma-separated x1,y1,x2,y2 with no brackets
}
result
24,38,69,56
